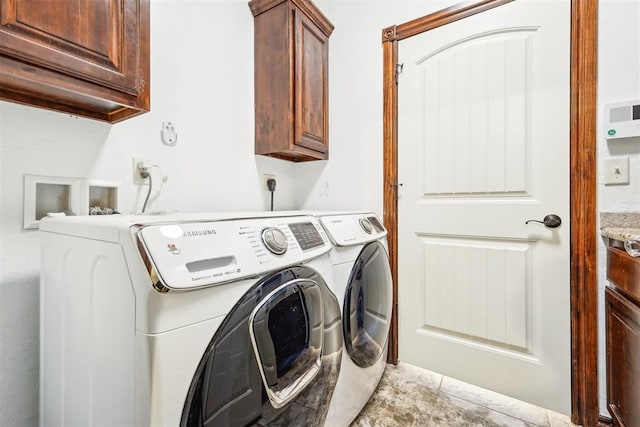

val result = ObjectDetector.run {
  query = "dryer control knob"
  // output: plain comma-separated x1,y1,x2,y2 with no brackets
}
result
359,218,374,234
261,227,288,255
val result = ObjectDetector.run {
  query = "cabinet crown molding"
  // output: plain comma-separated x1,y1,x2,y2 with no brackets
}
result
249,0,334,36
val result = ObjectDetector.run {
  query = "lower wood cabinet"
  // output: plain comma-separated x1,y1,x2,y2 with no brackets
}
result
606,244,640,427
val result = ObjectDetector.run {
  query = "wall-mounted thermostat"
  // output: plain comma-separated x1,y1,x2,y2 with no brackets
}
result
604,100,640,139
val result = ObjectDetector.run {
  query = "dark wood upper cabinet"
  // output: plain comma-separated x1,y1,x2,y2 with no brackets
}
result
606,243,640,427
249,0,333,162
0,0,149,123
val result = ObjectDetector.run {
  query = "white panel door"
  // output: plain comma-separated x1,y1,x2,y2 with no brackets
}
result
397,0,570,413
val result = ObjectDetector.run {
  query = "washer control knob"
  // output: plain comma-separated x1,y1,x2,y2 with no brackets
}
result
359,218,374,234
261,227,288,255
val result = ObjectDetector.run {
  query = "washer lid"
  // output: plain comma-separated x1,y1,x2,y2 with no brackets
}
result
318,213,387,247
136,216,330,291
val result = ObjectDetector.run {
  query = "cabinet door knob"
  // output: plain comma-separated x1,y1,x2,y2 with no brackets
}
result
525,214,562,228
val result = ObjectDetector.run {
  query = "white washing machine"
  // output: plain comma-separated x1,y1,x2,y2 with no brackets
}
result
39,212,344,427
315,212,393,426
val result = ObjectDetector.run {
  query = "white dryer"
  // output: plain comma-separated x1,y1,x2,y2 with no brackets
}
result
39,212,343,427
315,212,393,426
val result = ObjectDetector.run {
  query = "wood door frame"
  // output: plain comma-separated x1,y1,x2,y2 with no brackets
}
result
381,1,599,425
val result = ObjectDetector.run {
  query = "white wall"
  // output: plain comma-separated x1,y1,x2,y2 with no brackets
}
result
596,0,640,416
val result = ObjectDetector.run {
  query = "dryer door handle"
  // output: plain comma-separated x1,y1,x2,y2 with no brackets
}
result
248,279,324,409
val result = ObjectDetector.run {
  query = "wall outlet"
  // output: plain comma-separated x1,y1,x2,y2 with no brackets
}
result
264,174,276,190
604,157,629,185
133,158,150,185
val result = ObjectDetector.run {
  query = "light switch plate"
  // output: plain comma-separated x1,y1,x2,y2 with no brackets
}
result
604,157,629,185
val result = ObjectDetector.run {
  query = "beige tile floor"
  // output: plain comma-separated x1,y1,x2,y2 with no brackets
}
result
352,363,577,427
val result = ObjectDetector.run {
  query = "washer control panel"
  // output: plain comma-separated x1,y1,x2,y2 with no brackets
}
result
319,213,387,247
289,222,325,250
136,215,330,290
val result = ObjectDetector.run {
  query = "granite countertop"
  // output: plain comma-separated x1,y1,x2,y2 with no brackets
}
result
600,212,640,242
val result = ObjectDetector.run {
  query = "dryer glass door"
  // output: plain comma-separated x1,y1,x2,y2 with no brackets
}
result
343,241,393,367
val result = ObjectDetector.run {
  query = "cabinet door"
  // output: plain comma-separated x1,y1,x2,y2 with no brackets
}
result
606,286,640,427
294,7,328,156
0,0,141,95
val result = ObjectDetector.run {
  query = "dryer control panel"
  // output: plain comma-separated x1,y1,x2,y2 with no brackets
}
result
319,213,387,247
136,216,330,291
